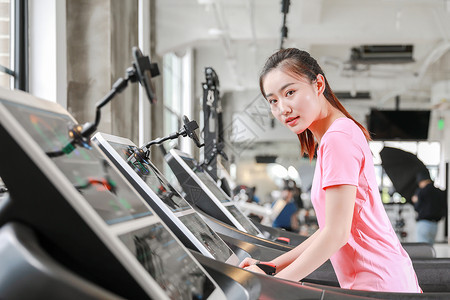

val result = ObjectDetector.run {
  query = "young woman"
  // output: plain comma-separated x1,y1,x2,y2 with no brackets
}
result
239,48,421,293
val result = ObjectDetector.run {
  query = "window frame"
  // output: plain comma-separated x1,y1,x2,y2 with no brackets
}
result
13,0,28,91
0,0,28,91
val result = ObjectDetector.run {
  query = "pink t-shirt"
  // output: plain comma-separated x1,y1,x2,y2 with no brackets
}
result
311,117,421,292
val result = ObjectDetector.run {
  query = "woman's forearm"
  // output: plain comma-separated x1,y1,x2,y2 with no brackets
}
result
270,229,321,272
274,227,347,282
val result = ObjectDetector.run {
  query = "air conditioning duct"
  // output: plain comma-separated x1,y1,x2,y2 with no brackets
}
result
350,45,414,64
335,91,371,100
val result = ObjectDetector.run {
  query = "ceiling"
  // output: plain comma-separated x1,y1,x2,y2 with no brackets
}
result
155,0,450,159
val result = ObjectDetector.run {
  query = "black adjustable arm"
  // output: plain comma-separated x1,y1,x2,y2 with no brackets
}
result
46,47,159,158
140,116,203,157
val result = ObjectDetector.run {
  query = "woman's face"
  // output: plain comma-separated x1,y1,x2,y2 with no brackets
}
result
263,68,322,135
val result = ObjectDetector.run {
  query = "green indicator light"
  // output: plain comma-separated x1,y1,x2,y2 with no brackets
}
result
438,118,445,131
109,179,117,187
62,143,75,154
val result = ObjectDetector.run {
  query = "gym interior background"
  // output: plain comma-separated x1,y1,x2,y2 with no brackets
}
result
1,0,450,250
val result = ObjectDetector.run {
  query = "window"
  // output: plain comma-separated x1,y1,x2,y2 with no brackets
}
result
162,51,194,184
163,52,183,139
0,0,28,91
162,50,194,152
0,0,11,89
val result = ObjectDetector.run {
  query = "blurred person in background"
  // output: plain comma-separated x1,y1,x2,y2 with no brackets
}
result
412,170,447,245
271,179,299,232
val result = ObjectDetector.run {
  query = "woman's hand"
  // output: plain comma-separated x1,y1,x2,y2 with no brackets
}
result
244,264,266,274
238,257,259,268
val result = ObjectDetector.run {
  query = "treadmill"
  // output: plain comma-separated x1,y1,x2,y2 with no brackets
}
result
0,89,227,300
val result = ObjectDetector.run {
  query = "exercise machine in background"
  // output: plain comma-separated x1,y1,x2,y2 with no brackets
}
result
201,67,232,196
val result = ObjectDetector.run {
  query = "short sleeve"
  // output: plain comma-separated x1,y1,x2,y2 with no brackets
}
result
321,131,363,189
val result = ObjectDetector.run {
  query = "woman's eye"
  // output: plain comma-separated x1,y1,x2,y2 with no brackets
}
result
286,90,294,97
269,99,277,105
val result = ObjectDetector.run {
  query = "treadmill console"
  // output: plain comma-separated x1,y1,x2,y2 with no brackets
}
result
0,89,225,300
93,133,238,264
165,148,263,237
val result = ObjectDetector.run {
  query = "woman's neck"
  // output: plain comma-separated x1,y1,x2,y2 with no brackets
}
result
309,102,346,143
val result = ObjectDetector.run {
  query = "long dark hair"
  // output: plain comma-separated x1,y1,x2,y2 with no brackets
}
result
259,48,371,159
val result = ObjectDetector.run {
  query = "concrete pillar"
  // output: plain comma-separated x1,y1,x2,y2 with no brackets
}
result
66,0,139,143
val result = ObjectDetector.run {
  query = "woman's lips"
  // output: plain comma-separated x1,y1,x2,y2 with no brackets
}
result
285,116,299,126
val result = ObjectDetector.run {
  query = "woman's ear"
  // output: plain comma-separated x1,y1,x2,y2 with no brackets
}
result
315,74,326,96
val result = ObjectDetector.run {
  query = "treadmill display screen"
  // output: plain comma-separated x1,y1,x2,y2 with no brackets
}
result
107,141,233,262
176,153,261,236
2,101,152,225
108,142,191,212
179,213,233,262
181,157,230,204
119,223,215,299
226,205,261,236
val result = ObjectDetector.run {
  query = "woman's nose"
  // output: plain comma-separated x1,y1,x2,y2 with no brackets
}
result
279,100,292,115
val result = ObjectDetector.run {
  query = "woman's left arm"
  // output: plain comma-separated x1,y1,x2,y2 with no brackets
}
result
274,184,356,282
